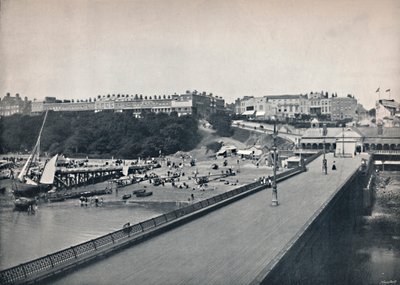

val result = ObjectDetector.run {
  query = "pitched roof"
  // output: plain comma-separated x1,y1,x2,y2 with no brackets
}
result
378,99,400,109
357,127,400,138
335,128,362,139
302,127,342,138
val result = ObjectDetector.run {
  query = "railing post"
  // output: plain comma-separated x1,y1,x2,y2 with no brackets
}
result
110,233,115,244
71,247,77,259
92,240,97,250
139,223,144,232
48,255,54,268
21,264,28,279
152,218,157,227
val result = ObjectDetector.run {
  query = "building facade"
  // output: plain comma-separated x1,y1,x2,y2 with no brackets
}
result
30,91,224,118
375,99,400,127
265,94,307,118
236,96,276,119
330,95,358,121
308,92,326,116
0,93,31,116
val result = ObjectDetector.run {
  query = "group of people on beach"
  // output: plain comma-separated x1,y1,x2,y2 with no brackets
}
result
79,196,103,207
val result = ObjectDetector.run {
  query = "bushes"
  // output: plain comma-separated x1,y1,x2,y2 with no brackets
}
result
208,113,233,137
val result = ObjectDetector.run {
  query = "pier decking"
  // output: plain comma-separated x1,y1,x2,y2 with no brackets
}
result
47,153,368,285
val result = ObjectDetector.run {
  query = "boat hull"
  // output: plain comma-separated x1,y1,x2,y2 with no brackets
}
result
136,191,153,197
12,181,50,198
14,197,36,211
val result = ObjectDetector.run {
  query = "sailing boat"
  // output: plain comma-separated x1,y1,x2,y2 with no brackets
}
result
13,111,57,197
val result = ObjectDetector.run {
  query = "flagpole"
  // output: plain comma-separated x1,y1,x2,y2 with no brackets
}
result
385,89,391,99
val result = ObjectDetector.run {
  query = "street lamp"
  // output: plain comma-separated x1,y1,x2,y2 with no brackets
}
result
342,124,345,157
340,113,345,157
322,123,327,175
271,116,279,206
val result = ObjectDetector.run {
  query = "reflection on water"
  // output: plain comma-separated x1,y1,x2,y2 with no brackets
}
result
0,180,176,270
348,171,400,285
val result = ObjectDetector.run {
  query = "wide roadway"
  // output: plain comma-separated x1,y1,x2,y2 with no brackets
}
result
51,153,368,285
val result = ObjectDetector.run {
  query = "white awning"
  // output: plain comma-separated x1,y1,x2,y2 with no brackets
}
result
256,111,265,116
237,150,253,155
242,110,255,116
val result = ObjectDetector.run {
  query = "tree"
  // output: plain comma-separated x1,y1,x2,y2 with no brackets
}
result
1,111,201,159
368,108,376,117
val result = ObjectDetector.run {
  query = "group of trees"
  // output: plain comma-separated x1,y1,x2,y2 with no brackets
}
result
208,112,233,137
0,111,200,159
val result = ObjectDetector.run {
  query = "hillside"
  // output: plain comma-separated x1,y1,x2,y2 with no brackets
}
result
175,125,294,162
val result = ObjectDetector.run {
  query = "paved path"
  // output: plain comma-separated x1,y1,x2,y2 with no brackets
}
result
51,153,368,285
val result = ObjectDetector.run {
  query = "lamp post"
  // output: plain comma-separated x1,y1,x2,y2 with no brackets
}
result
342,125,345,157
322,123,327,174
271,117,279,206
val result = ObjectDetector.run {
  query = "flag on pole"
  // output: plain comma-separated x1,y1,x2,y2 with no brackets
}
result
385,89,390,92
376,87,380,92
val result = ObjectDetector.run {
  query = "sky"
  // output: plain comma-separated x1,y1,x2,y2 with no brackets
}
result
1,0,399,109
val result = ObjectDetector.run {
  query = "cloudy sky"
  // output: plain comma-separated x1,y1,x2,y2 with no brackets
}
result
1,0,399,109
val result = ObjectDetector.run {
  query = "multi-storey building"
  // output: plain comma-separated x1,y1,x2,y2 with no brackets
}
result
320,98,331,117
330,95,358,121
299,95,310,115
265,94,307,118
31,91,224,118
235,96,255,115
235,96,276,119
308,92,328,116
235,94,311,119
0,93,31,116
375,99,400,126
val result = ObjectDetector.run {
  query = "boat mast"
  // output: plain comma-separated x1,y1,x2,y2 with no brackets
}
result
34,110,48,162
24,110,49,176
18,110,48,182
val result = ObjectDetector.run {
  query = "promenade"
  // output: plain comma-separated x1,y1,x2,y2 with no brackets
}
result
50,153,368,285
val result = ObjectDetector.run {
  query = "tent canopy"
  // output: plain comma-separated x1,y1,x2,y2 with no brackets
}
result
242,110,255,116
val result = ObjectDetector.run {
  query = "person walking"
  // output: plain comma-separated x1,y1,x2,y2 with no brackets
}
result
332,161,337,171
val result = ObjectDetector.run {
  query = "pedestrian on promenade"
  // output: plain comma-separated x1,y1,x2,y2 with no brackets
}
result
332,161,337,171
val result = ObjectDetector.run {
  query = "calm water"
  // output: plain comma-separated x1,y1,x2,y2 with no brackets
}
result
0,179,175,270
347,170,400,284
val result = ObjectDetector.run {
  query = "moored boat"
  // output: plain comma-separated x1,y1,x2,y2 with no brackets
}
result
132,189,146,195
13,111,56,198
13,154,58,197
122,194,132,200
14,197,36,211
136,191,153,197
